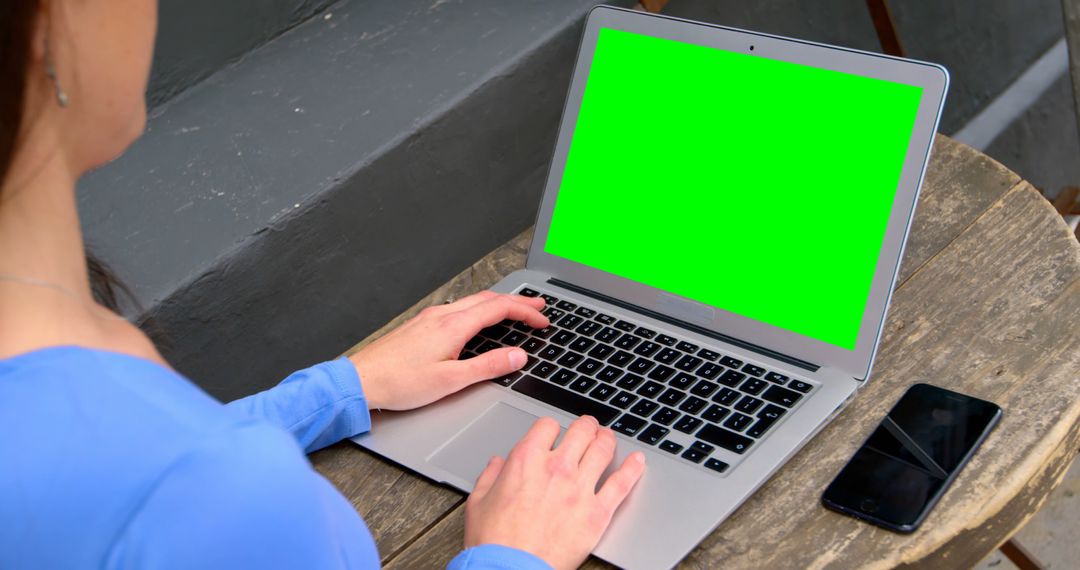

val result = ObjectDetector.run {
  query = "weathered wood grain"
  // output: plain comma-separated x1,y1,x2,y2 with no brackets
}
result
314,137,1080,569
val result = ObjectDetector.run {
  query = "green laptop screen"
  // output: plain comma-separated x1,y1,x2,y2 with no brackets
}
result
544,27,923,350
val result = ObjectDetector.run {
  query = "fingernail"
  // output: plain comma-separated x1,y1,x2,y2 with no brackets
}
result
508,349,527,369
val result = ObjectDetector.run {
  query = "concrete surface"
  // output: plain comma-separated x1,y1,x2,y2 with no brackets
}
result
974,455,1080,569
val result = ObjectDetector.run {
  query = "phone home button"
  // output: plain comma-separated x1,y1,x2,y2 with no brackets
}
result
860,498,879,513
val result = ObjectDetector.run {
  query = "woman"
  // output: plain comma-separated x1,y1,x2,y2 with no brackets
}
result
0,1,646,568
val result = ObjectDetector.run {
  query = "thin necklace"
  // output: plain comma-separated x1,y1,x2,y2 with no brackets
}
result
0,273,129,322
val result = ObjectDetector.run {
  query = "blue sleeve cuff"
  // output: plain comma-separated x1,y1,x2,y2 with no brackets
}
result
448,544,553,570
323,357,373,437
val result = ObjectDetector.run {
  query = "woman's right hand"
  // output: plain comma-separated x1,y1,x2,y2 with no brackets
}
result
463,415,646,570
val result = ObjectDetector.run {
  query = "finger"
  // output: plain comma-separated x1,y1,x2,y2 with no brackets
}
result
471,455,505,500
553,416,600,466
509,417,562,461
453,296,549,332
578,427,617,483
596,452,646,512
443,346,528,387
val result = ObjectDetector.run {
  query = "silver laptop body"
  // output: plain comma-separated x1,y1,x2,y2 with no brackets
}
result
353,7,948,569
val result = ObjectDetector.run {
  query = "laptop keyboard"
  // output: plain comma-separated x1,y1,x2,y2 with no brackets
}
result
460,286,816,475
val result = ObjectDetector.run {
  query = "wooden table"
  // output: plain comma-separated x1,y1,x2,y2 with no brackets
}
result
310,136,1080,569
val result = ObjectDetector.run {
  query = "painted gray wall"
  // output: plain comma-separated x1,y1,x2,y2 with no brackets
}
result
148,0,335,105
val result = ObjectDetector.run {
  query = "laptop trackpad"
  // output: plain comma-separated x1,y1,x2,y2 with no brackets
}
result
428,402,554,488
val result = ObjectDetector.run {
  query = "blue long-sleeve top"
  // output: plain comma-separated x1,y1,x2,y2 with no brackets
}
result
0,346,550,569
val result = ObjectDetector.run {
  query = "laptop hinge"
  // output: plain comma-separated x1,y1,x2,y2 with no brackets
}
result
547,278,821,373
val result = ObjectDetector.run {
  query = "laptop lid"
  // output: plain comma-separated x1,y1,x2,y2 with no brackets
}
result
525,6,948,381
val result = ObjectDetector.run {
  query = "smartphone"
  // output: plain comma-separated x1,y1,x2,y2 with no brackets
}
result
821,383,1002,533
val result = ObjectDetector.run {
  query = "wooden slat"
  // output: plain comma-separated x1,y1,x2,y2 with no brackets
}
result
865,0,906,57
1063,0,1080,143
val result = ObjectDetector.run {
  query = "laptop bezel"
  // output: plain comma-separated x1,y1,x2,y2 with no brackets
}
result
524,5,948,381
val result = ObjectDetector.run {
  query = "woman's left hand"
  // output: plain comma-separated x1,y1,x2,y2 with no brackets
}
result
348,291,548,411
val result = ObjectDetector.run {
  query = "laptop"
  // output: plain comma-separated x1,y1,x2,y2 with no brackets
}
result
353,6,948,569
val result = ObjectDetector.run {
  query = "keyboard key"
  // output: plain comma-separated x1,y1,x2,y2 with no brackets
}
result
587,344,615,360
723,412,753,432
479,324,510,340
637,381,664,398
511,376,619,425
533,361,558,378
556,300,577,311
698,363,723,380
740,378,768,395
523,355,539,371
502,330,528,346
741,363,765,377
652,407,680,426
589,384,617,402
675,355,703,372
630,399,659,417
465,336,484,351
647,365,675,382
704,458,730,474
698,349,720,361
520,338,545,354
568,337,595,353
537,345,565,361
654,348,678,364
637,424,669,445
691,441,715,455
596,366,623,383
493,371,522,387
696,423,754,454
735,395,763,414
719,356,743,368
673,415,703,434
747,414,780,438
659,388,687,406
574,307,596,318
702,404,730,424
558,315,584,330
764,371,788,384
657,334,678,346
531,326,556,339
556,351,584,368
569,377,597,393
713,387,740,406
758,404,787,420
614,320,636,332
633,341,661,357
762,385,803,407
596,313,616,325
550,369,577,385
628,357,655,374
634,326,656,339
679,396,708,415
718,369,747,387
681,448,707,463
540,294,558,305
576,320,602,336
459,350,476,360
543,308,565,321
659,440,684,454
550,330,576,346
673,341,699,354
690,380,719,398
476,340,504,354
669,372,695,390
610,391,638,409
518,287,540,297
616,373,645,390
596,327,621,343
577,358,603,376
789,380,813,393
611,414,647,436
614,334,641,350
609,350,635,367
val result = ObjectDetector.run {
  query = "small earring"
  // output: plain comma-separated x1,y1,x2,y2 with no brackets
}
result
44,61,69,108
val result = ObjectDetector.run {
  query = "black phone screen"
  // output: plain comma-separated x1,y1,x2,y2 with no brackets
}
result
821,383,1001,532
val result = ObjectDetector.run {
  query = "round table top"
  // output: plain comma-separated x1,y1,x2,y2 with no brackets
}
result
311,135,1080,569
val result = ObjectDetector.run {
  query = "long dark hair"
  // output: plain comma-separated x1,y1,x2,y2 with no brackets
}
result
1,0,134,314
